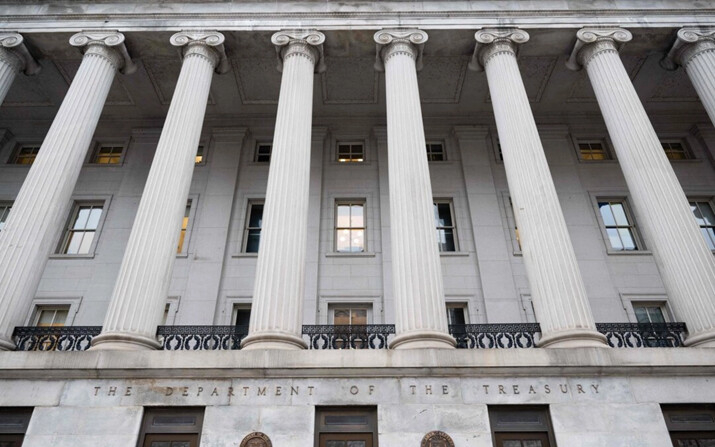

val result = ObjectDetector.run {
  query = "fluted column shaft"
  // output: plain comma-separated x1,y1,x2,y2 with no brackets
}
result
241,30,325,350
92,32,225,350
0,33,40,106
576,29,715,347
0,48,20,105
474,29,607,348
0,32,128,350
375,29,455,349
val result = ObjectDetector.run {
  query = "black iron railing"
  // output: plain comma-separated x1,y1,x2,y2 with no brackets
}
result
157,325,249,350
302,324,395,349
13,326,101,351
596,322,687,348
449,323,541,349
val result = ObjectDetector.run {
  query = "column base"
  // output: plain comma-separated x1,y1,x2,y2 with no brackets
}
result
390,330,456,350
537,328,609,348
90,332,161,351
0,336,15,351
684,330,715,348
241,332,307,350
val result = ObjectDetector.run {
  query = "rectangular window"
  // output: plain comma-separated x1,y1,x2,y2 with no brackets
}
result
446,303,467,325
632,302,668,324
0,202,11,232
195,145,205,165
504,196,522,253
177,199,192,254
0,408,33,447
243,201,264,253
315,407,377,447
10,145,40,165
91,144,124,164
332,306,369,325
58,202,104,255
254,143,272,163
662,405,715,447
489,406,556,447
690,200,715,250
434,200,457,252
335,201,365,252
597,199,640,251
661,140,690,160
577,140,610,160
33,306,69,327
337,142,364,163
426,142,445,161
137,408,204,447
232,305,251,329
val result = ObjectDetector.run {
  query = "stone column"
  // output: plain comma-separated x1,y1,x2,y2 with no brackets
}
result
0,31,134,350
374,29,455,349
471,29,607,348
92,31,228,350
568,28,715,347
241,30,325,350
662,28,715,128
0,33,40,106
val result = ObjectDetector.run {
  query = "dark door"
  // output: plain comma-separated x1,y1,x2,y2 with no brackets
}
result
143,433,199,447
0,434,25,447
319,433,373,447
670,431,715,446
494,432,551,447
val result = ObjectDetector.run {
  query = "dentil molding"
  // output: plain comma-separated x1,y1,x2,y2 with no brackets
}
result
373,28,428,72
271,29,326,73
662,27,715,70
69,30,136,74
566,27,632,71
0,33,40,75
170,30,229,74
469,28,529,72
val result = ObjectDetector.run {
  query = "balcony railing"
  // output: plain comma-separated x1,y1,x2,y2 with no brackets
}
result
13,326,101,351
596,322,687,348
302,324,395,349
449,323,541,349
157,325,248,350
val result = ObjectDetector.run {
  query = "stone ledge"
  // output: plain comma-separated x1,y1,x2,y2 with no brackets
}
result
0,348,713,379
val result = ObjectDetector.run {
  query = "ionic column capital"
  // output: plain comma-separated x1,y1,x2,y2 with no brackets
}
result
170,30,229,74
469,28,529,72
0,33,40,75
566,28,632,71
271,29,326,73
69,30,136,74
373,28,428,72
662,28,715,70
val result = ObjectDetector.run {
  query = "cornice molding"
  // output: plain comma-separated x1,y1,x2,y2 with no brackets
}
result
566,27,632,71
170,30,228,74
662,27,715,70
271,29,325,73
469,28,529,72
0,32,39,75
373,28,428,72
69,30,136,74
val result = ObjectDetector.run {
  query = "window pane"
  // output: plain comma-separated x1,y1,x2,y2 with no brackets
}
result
350,229,365,252
78,231,95,254
523,441,544,447
350,204,364,227
337,205,350,227
618,228,637,250
696,202,715,226
438,228,456,252
606,228,623,250
334,309,350,325
87,208,102,230
37,310,56,326
336,229,350,252
503,441,523,447
436,203,453,226
447,307,466,325
65,232,83,254
646,306,666,323
611,203,629,226
598,203,616,226
702,228,715,250
352,309,367,325
634,306,650,324
248,205,263,228
73,207,91,229
246,230,261,253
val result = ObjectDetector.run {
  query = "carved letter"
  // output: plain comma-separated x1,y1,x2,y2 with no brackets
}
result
425,385,432,395
529,386,536,394
483,385,490,394
166,387,174,396
125,387,132,397
498,385,506,395
108,386,117,396
257,387,267,396
591,384,599,394
544,385,551,394
228,387,234,397
197,387,204,396
308,386,315,396
513,385,520,395
577,385,585,394
559,384,568,394
211,388,219,396
350,386,359,395
94,386,101,396
275,386,282,396
410,385,417,395
243,387,249,396
291,386,299,396
369,385,375,395
442,385,449,395
181,387,189,397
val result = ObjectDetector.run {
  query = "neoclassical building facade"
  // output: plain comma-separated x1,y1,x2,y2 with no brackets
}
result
0,1,714,446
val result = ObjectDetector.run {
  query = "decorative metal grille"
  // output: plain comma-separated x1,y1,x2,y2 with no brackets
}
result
449,323,541,349
157,325,249,350
13,326,101,351
596,322,687,348
302,324,395,349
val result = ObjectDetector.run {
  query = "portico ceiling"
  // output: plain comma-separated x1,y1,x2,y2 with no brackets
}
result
0,27,703,124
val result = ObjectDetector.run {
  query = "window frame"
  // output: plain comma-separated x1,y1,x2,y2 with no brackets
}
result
0,408,33,445
573,137,614,162
592,195,646,254
242,200,264,254
328,303,373,325
662,404,715,446
445,302,469,325
253,141,272,163
319,296,382,324
0,200,12,232
491,132,504,164
336,141,366,163
8,143,41,166
660,137,694,161
631,301,670,324
688,197,715,252
426,140,447,162
194,138,210,166
53,196,112,258
488,405,557,447
137,407,204,447
434,198,458,253
26,296,82,326
334,199,367,253
87,139,128,166
177,195,198,257
622,294,673,324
